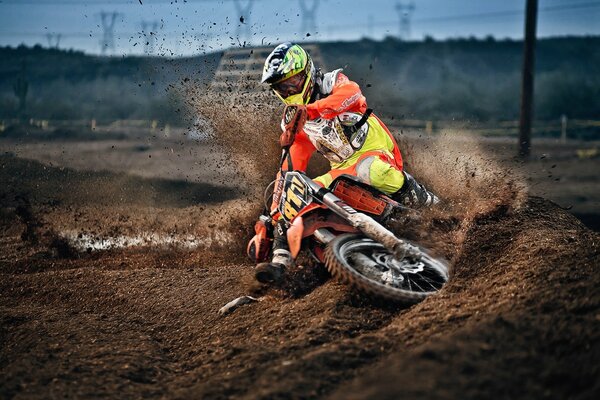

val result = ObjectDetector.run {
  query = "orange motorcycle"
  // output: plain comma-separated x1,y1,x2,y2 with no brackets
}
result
248,106,449,303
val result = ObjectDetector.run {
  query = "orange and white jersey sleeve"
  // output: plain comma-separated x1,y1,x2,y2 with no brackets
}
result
306,71,368,120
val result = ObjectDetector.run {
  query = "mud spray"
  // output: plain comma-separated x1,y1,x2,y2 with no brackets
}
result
52,85,284,256
180,84,284,257
181,81,530,266
392,130,528,264
43,78,527,266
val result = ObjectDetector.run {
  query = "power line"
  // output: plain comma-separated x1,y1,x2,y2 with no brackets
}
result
0,31,114,37
2,0,598,16
0,1,598,41
323,1,600,33
0,0,270,4
414,1,600,24
1,0,130,4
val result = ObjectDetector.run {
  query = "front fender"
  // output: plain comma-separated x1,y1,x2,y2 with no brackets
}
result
246,219,272,262
287,216,305,259
287,203,324,259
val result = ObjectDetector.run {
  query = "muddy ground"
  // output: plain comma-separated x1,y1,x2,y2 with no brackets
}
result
1,129,599,399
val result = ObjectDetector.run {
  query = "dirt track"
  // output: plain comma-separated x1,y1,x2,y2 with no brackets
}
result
1,133,599,399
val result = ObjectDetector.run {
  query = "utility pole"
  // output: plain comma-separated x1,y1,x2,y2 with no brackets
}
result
13,61,28,120
141,20,160,55
299,0,319,37
46,33,62,49
99,11,120,55
233,0,254,45
395,1,415,40
560,114,568,143
518,0,538,158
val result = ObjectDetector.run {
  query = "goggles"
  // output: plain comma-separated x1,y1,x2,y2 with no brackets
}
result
271,71,307,99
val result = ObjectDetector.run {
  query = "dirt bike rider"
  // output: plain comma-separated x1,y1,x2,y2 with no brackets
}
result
251,42,438,284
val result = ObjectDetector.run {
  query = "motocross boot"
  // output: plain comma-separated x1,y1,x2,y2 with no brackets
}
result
255,220,292,284
392,171,439,208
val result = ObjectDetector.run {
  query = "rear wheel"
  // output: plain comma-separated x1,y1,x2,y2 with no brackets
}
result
324,233,448,303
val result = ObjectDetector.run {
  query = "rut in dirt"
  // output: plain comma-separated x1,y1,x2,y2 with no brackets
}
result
1,194,598,400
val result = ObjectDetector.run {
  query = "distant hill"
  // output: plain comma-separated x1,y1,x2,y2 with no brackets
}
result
0,36,599,124
319,36,600,121
0,45,220,123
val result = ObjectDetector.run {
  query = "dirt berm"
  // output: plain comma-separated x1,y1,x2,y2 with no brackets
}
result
1,153,599,399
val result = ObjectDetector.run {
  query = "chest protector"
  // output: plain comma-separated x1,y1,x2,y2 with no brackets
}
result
303,112,370,163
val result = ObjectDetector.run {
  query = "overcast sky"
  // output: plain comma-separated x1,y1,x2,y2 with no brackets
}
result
0,0,598,56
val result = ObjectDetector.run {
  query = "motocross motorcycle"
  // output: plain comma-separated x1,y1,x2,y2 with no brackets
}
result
247,105,449,303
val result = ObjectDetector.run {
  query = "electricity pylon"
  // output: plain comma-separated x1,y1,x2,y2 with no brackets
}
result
46,33,62,49
299,0,320,37
234,0,254,45
99,11,120,54
395,1,415,40
141,20,160,55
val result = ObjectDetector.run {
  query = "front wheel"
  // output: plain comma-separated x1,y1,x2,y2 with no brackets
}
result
324,233,449,303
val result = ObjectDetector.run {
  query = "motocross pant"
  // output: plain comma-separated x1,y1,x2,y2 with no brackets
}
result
311,153,437,208
313,150,405,195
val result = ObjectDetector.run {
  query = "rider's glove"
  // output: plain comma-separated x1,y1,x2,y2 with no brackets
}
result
280,105,307,147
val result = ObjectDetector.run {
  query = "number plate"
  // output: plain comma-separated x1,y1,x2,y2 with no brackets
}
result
278,172,313,222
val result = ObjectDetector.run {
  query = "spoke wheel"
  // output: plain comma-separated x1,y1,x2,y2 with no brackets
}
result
324,233,449,303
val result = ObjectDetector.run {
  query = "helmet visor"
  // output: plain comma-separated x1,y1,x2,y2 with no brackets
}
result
271,71,307,99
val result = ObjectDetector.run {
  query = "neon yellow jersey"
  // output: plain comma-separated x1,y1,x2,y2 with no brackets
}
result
331,116,396,169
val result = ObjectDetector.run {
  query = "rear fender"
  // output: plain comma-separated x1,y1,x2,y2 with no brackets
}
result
330,174,398,219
